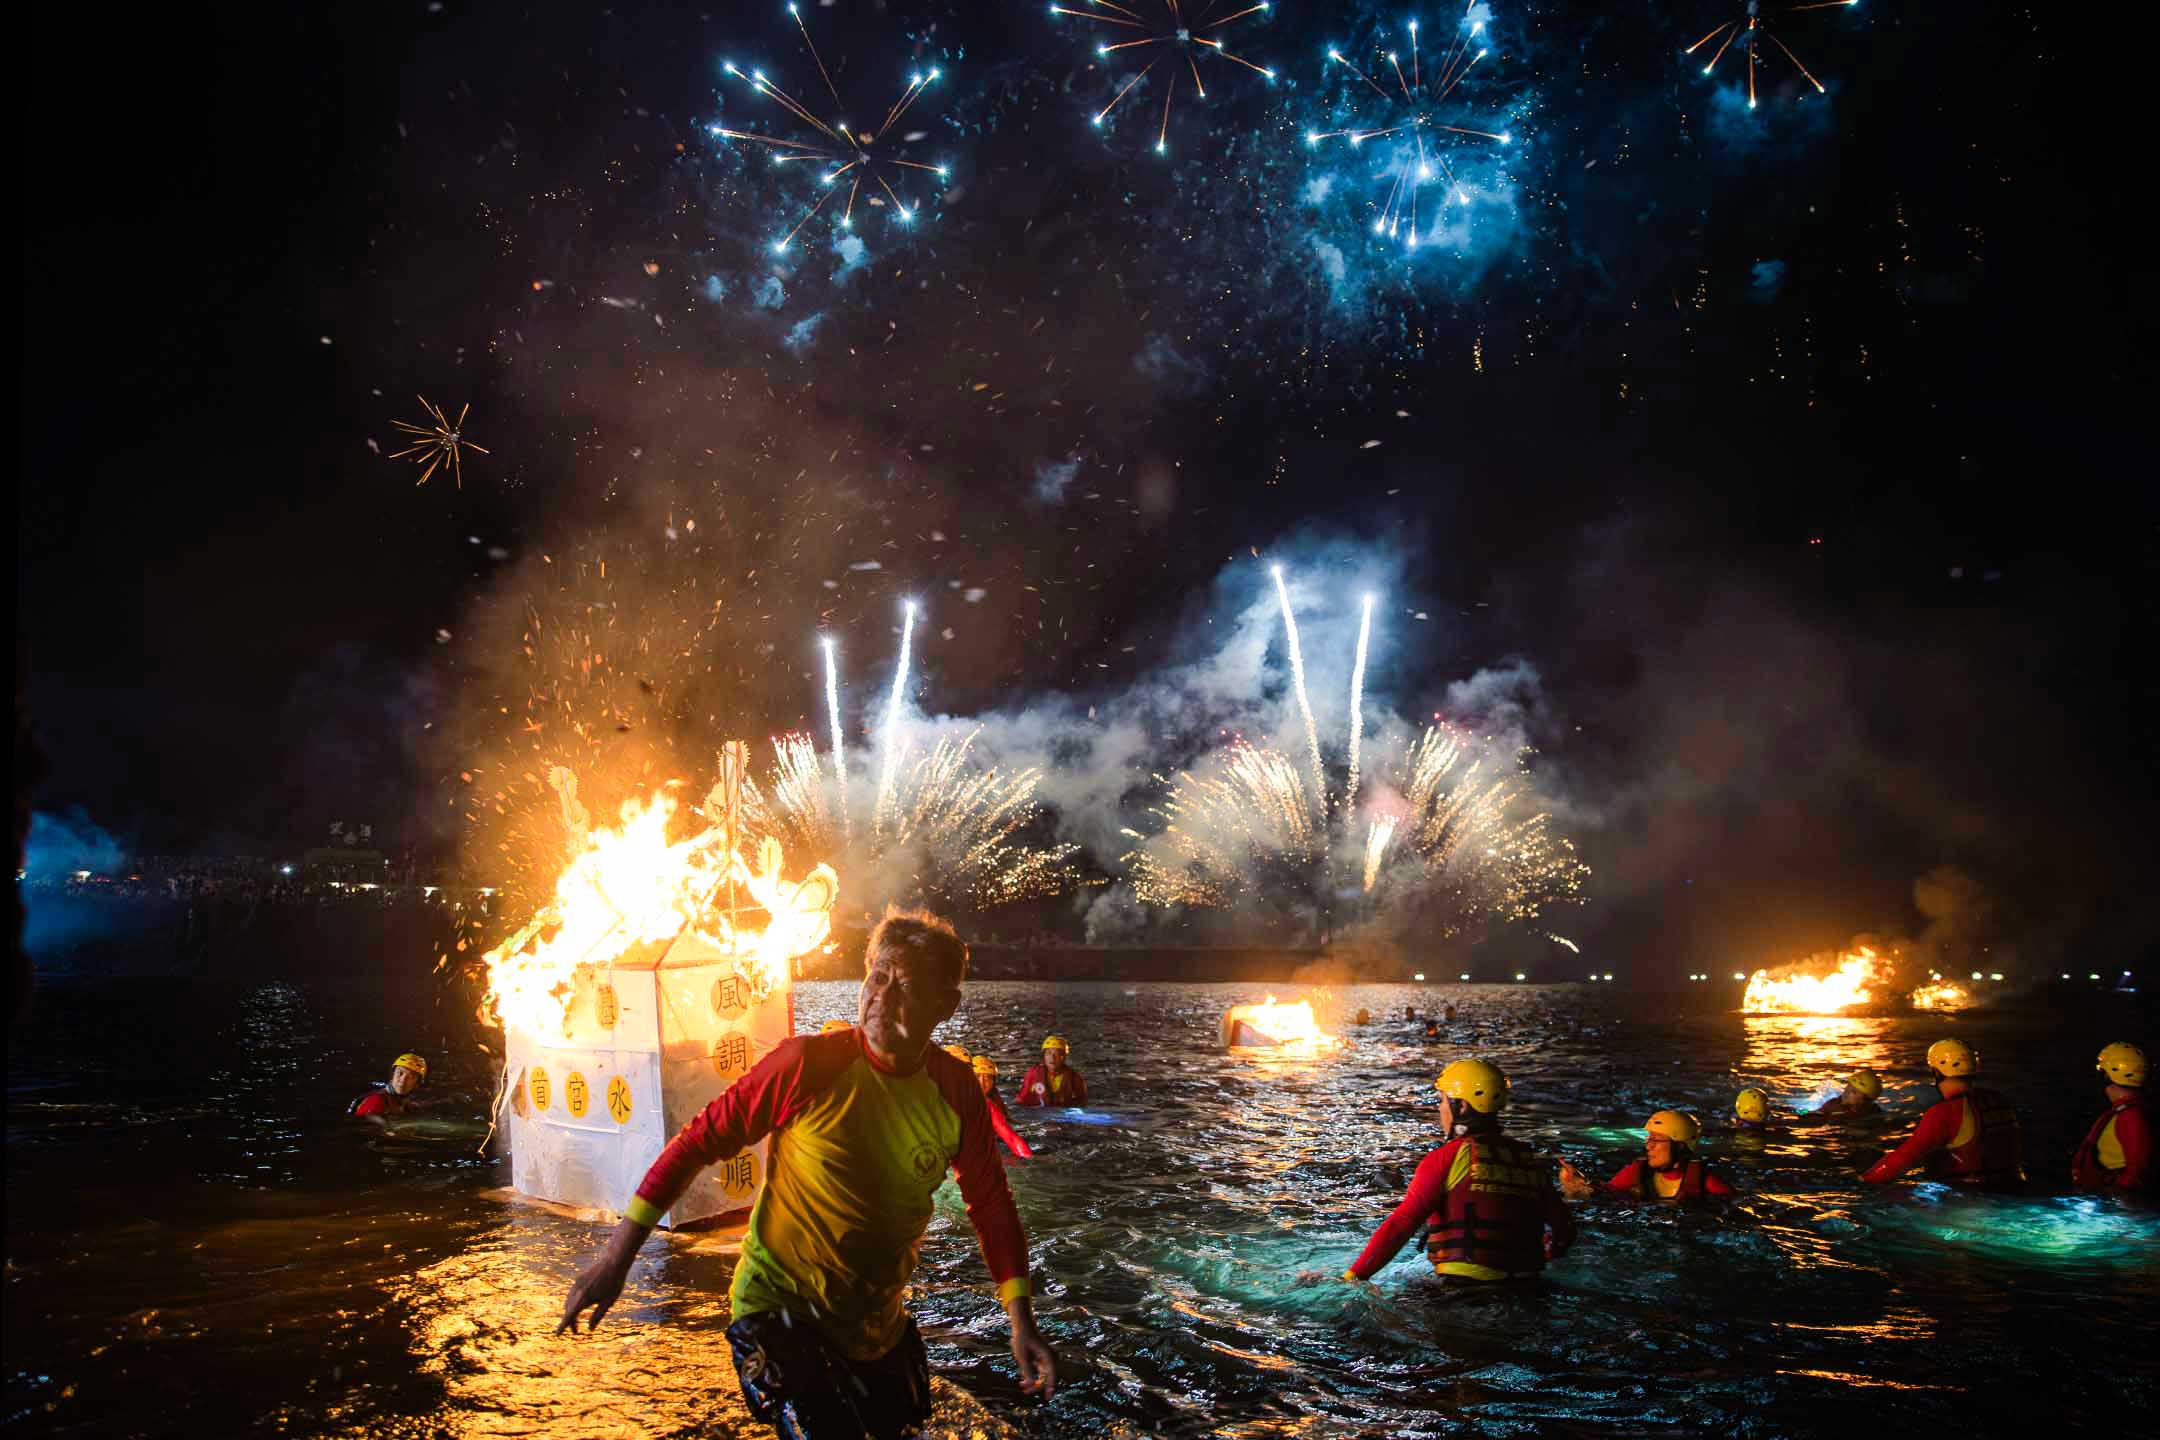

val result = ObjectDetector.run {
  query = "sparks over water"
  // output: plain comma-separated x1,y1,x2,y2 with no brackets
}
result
1685,1,1860,110
1051,0,1279,156
1270,564,1326,814
1344,592,1374,815
820,635,848,841
1305,6,1512,248
713,4,951,251
875,600,917,839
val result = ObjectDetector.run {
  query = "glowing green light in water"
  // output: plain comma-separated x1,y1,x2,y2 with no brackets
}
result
1879,1192,2160,1266
1578,1125,1643,1148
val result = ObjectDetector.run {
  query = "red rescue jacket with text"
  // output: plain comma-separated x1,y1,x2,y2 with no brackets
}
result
1348,1131,1575,1281
1864,1087,2024,1189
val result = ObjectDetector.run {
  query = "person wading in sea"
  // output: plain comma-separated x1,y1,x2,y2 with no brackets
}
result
1862,1038,2025,1190
1329,1059,1577,1286
559,907,1056,1436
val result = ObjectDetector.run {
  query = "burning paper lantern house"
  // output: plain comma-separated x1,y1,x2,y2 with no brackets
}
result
489,743,838,1227
1220,995,1341,1053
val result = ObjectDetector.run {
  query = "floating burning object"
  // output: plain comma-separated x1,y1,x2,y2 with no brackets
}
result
1742,943,1971,1015
1220,995,1341,1053
484,744,836,1227
1908,978,1973,1011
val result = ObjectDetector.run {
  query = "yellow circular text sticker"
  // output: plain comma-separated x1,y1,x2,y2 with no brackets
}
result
529,1067,551,1112
606,1075,634,1124
565,1071,590,1118
595,983,618,1029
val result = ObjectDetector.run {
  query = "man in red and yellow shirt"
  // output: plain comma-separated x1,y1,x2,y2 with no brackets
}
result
2073,1042,2152,1195
1863,1038,2025,1190
561,909,1056,1435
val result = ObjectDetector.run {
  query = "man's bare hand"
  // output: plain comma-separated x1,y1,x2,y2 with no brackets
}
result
1006,1299,1057,1401
558,1219,648,1334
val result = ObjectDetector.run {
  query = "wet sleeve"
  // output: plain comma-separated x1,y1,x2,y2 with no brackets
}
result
1069,1070,1090,1105
932,1058,1032,1303
1015,1066,1046,1107
1703,1168,1737,1197
626,1035,834,1225
1348,1141,1460,1280
987,1093,1034,1159
352,1092,388,1118
1542,1176,1577,1258
1863,1101,1957,1184
2117,1107,2154,1191
1603,1160,1647,1195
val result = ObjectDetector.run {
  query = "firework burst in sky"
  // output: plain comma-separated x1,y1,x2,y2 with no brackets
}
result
744,731,1084,914
1687,1,1862,110
712,3,951,252
1305,6,1512,249
388,396,487,488
1052,0,1279,156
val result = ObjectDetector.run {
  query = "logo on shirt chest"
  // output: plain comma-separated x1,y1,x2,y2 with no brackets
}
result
908,1142,944,1184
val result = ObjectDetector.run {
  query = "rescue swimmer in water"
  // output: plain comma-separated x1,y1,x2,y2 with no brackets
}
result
944,1045,1033,1159
349,1052,429,1120
1328,1060,1576,1285
1803,1068,1883,1119
1731,1087,1781,1131
1559,1110,1737,1202
1017,1034,1088,1107
1862,1038,2026,1190
2072,1041,2151,1195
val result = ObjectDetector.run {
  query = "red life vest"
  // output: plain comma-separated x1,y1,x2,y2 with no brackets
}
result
1930,1087,2024,1188
1425,1133,1549,1277
2072,1094,2145,1191
1624,1158,1708,1201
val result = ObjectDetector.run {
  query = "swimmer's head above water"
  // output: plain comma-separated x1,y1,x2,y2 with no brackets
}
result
1643,1109,1701,1169
389,1053,428,1095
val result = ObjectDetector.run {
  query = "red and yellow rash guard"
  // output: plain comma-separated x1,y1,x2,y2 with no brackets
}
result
1348,1134,1576,1281
1603,1159,1736,1200
983,1088,1033,1159
2073,1093,2153,1193
626,1030,1031,1361
1016,1063,1088,1107
1863,1089,2023,1187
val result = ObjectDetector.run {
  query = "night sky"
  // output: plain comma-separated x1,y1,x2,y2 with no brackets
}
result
19,1,2154,970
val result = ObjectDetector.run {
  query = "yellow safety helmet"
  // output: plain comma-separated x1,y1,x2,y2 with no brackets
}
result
2097,1041,2148,1088
943,1043,972,1062
1646,1109,1702,1145
393,1052,428,1080
819,1019,854,1034
971,1053,999,1077
1434,1059,1509,1114
1041,1034,1070,1054
1926,1038,1979,1078
1843,1068,1883,1100
1734,1088,1770,1123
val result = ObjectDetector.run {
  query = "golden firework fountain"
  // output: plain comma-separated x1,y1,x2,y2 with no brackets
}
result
485,742,837,1227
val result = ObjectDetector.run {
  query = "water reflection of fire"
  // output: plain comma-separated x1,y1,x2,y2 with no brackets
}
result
1221,995,1341,1053
1741,944,1971,1015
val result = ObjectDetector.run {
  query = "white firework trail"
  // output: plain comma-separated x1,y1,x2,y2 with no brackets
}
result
1344,592,1375,815
821,635,848,840
1270,564,1326,815
874,601,917,839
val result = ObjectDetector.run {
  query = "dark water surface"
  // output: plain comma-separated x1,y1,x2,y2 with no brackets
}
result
8,975,2156,1437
